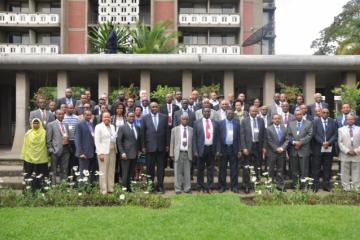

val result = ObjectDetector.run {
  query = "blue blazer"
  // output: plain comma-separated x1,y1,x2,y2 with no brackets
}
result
312,118,338,147
336,114,360,128
218,119,241,154
74,120,96,159
192,118,220,157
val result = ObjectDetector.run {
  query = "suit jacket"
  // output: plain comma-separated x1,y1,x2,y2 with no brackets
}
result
94,122,117,155
287,120,313,157
290,104,311,114
216,109,228,122
75,99,96,110
169,125,193,161
268,102,282,116
56,97,76,109
338,125,360,162
259,114,272,128
46,120,70,157
117,123,141,159
309,102,329,116
266,124,289,158
280,112,296,126
141,113,169,152
218,119,241,155
336,114,360,128
192,118,220,157
74,120,95,159
173,109,196,127
312,117,337,147
195,108,218,121
160,103,180,127
240,117,266,151
29,109,55,128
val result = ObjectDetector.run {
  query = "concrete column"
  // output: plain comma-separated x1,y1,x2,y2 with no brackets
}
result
11,72,29,154
140,70,151,95
57,71,69,100
29,29,36,44
182,70,192,98
263,71,275,106
304,72,316,105
223,70,234,97
29,0,36,12
98,71,109,103
345,71,357,87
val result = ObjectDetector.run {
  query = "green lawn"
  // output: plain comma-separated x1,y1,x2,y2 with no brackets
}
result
0,194,359,240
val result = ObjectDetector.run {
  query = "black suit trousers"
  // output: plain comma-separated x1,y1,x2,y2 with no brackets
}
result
146,151,166,187
121,158,136,190
312,148,333,188
243,142,261,188
219,145,238,190
197,145,214,190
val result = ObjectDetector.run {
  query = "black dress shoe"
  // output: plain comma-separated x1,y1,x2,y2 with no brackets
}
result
218,188,226,193
244,187,250,194
157,186,165,194
231,188,239,193
323,187,331,192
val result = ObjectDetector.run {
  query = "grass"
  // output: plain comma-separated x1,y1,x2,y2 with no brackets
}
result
0,193,360,240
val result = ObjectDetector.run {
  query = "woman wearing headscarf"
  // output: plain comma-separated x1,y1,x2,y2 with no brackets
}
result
21,118,49,190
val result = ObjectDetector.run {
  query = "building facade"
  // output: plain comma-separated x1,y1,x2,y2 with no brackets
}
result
0,0,276,55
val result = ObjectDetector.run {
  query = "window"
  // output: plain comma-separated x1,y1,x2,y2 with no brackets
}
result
9,32,29,44
209,34,222,45
8,2,29,13
193,3,206,14
37,2,60,14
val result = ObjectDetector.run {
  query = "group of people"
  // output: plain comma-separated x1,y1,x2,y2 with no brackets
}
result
21,88,360,194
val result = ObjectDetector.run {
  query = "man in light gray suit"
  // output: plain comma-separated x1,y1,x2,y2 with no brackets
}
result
170,113,193,194
287,110,313,188
216,100,229,121
338,114,360,191
46,110,70,184
29,97,55,128
195,98,218,120
268,93,282,116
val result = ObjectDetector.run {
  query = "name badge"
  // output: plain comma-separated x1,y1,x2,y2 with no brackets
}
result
69,125,73,130
253,128,259,133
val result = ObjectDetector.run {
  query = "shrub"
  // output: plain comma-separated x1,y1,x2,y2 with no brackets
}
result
195,83,221,97
150,85,180,104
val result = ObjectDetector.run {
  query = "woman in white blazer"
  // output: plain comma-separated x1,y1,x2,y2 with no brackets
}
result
95,112,117,194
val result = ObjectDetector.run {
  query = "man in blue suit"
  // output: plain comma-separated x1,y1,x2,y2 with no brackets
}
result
218,109,241,193
336,103,360,127
74,110,96,179
312,108,337,192
193,107,220,193
106,24,117,54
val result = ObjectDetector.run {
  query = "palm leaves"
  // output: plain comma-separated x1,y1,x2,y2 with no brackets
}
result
89,21,131,53
88,21,182,54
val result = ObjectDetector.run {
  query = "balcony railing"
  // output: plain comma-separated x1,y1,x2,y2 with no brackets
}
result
0,44,59,54
0,12,60,26
179,13,240,26
180,45,240,54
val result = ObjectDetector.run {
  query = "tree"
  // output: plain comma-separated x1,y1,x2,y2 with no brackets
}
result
333,82,360,113
88,21,131,53
311,0,360,55
130,21,183,53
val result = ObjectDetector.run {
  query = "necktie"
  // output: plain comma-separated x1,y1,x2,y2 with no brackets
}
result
296,121,301,133
153,114,158,130
253,118,259,142
276,126,282,142
41,109,46,122
349,126,353,138
60,122,65,134
284,113,288,125
324,120,328,141
168,104,172,125
183,127,187,147
205,119,211,139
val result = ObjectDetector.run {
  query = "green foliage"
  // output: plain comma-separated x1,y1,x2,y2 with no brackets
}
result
89,21,131,53
311,0,360,55
276,80,302,103
150,85,180,104
109,84,140,104
130,21,183,53
195,83,221,96
30,87,57,109
332,82,360,113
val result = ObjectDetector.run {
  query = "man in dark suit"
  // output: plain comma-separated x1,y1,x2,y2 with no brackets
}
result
74,110,96,180
193,107,220,193
336,103,360,127
173,99,196,127
117,112,141,191
259,105,272,128
237,93,250,112
287,110,313,188
266,114,289,191
56,88,76,109
240,106,266,193
218,109,241,193
312,108,337,192
300,104,314,121
290,95,308,114
309,93,329,116
106,23,117,54
141,102,169,193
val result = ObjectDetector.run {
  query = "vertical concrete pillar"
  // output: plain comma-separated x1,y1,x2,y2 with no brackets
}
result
140,70,151,95
29,29,36,44
182,70,192,98
57,71,69,100
98,71,109,103
345,71,357,87
304,72,316,105
223,71,234,97
29,0,36,12
11,72,29,154
263,71,275,106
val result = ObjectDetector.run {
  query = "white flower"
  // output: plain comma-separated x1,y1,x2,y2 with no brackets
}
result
78,192,82,196
131,181,137,184
332,176,337,180
22,181,26,185
36,174,43,179
75,171,80,176
69,182,75,186
308,182,313,185
334,182,339,185
251,176,257,183
122,187,127,191
68,176,73,180
83,177,88,182
0,178,4,183
78,178,83,182
41,193,45,198
72,166,78,171
266,185,272,189
300,178,307,183
248,166,254,170
26,186,31,190
262,172,269,176
24,178,33,182
83,170,90,177
144,191,149,194
44,186,49,190
257,190,262,195
119,194,125,200
95,171,103,176
337,173,342,176
22,173,27,176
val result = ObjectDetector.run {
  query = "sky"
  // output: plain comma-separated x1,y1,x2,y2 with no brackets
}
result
275,0,349,55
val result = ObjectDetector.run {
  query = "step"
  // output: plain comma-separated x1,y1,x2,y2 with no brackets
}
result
0,165,23,177
0,158,23,166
